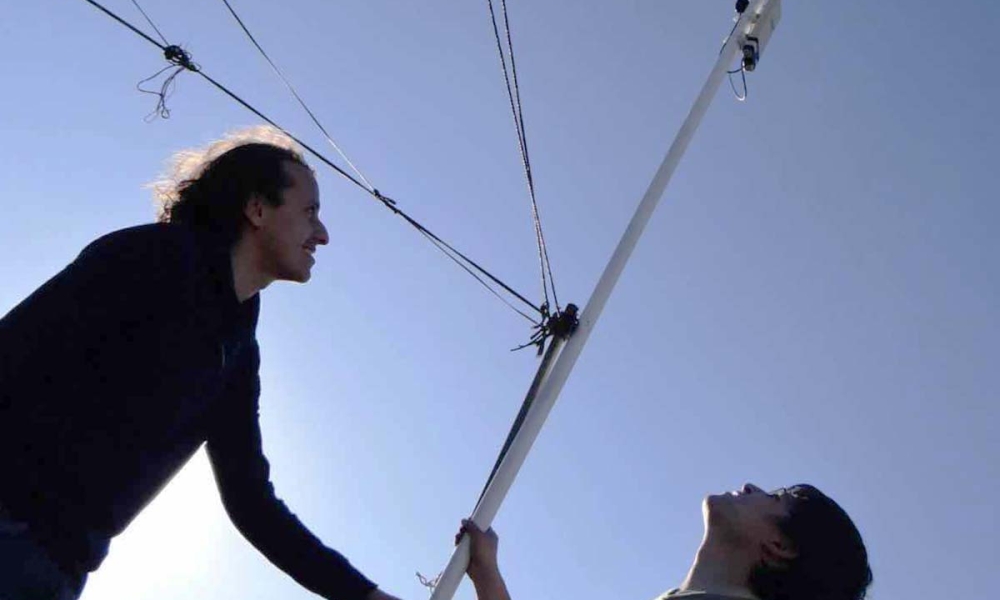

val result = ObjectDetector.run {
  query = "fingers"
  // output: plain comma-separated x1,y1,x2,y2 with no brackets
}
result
456,519,474,545
461,519,496,538
461,518,481,534
458,519,498,546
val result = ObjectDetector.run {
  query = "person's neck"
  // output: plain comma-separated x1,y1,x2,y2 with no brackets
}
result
230,236,271,302
679,536,758,599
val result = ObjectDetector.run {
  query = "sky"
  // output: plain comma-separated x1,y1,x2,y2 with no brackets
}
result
1,0,997,598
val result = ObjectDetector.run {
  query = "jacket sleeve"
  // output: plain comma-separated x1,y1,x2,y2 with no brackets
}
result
205,344,377,600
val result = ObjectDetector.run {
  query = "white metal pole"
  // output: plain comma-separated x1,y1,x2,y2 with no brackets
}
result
430,3,772,598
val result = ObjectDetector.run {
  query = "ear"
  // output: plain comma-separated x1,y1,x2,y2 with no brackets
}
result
761,536,798,567
243,194,267,229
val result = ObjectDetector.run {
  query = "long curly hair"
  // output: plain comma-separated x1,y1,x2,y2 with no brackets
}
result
153,125,310,246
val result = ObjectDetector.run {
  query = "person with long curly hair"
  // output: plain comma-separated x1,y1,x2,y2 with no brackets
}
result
0,126,401,600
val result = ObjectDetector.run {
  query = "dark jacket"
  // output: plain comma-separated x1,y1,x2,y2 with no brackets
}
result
0,223,375,600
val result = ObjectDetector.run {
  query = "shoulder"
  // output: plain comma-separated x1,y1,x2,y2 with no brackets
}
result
72,223,211,297
80,223,201,263
77,223,211,281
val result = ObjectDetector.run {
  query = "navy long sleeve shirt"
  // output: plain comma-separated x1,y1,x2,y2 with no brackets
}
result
0,223,376,600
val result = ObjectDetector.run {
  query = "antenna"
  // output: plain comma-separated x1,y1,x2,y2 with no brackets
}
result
428,3,783,599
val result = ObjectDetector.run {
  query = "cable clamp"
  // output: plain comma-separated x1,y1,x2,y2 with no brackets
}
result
512,303,579,355
163,45,198,72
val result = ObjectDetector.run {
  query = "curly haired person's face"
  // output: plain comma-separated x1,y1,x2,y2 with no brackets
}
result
255,162,329,283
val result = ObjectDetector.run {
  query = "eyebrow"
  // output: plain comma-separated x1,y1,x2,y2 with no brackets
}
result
770,488,800,503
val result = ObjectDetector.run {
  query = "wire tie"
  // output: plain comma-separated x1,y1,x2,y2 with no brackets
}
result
164,45,198,72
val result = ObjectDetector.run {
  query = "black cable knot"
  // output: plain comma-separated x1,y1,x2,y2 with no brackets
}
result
512,303,579,355
372,189,400,214
137,45,200,120
163,45,198,72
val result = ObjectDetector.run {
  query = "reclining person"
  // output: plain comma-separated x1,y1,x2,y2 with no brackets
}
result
461,483,872,600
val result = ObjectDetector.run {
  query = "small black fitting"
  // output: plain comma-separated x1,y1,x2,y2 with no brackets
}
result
549,304,579,339
742,37,760,72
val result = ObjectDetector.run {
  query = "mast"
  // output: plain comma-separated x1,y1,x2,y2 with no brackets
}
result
430,2,782,598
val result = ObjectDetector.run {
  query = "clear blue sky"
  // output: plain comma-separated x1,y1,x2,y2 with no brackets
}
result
2,1,997,598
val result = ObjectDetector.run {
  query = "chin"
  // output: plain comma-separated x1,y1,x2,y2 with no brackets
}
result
705,493,728,507
277,268,311,284
702,494,735,528
703,494,736,519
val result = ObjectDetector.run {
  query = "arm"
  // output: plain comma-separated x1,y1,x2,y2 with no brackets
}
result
461,520,512,600
206,347,380,600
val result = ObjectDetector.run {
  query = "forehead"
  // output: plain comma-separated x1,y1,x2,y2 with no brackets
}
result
771,484,821,504
787,484,820,496
282,161,319,199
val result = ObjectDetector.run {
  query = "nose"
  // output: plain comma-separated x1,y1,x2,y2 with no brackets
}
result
315,218,330,246
742,483,764,495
